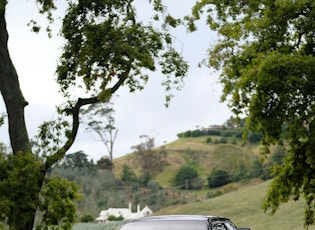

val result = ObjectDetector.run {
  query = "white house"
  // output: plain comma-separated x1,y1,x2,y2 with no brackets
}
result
95,203,153,223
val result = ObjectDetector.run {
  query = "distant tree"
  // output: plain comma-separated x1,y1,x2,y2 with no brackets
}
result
97,156,114,171
120,164,137,183
81,102,118,161
207,168,231,188
231,163,249,182
63,151,91,169
206,137,212,143
132,136,168,182
219,137,228,144
80,214,95,223
174,165,199,190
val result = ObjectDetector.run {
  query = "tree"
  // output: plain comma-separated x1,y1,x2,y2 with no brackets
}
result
81,101,118,162
189,0,315,227
63,151,91,169
120,164,138,184
97,156,113,171
0,1,188,229
207,168,231,189
174,165,199,190
132,135,168,184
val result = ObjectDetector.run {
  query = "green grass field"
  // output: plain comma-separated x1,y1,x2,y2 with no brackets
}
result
73,180,315,229
154,180,315,230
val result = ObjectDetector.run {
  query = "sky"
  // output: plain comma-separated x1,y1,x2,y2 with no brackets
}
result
1,0,232,160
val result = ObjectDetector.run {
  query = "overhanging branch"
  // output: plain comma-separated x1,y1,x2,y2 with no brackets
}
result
45,65,132,169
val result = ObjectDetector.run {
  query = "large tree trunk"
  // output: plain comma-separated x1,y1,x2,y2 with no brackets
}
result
0,9,30,154
0,7,37,230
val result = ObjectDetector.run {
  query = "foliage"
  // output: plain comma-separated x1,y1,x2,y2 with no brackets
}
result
81,102,118,161
37,176,81,230
177,124,261,143
219,137,228,144
207,168,231,188
206,137,212,143
0,152,44,229
173,165,199,190
132,136,168,183
62,151,93,169
189,0,315,226
120,164,138,184
56,0,188,105
107,215,124,221
261,145,288,180
97,156,113,171
47,165,120,212
80,214,95,223
0,152,81,230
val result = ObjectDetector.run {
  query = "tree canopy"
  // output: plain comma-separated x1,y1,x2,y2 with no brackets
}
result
188,0,315,227
0,0,188,229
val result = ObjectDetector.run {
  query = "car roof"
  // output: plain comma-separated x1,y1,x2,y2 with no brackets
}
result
125,215,231,223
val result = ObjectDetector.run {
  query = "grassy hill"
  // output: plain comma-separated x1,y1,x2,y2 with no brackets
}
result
113,136,261,187
70,134,315,229
73,180,314,229
153,180,315,230
108,135,315,229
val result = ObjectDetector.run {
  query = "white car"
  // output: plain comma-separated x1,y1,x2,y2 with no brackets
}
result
119,215,251,230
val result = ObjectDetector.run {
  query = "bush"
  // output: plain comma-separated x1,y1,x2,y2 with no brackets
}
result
219,137,228,144
204,129,221,136
107,215,124,221
231,138,237,145
80,214,95,223
208,168,231,188
174,166,199,190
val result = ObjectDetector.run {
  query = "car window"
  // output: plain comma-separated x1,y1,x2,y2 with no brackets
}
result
120,220,209,230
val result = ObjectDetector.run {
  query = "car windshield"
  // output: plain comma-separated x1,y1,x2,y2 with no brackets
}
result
120,220,209,230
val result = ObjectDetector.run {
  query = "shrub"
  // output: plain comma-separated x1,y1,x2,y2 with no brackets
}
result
206,137,212,143
174,166,199,190
208,168,231,188
107,215,124,221
80,214,94,223
219,137,228,144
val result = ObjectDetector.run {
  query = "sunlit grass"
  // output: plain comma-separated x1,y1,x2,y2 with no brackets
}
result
154,180,315,230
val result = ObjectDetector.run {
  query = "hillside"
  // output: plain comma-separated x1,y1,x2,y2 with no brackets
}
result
51,131,295,228
113,135,261,187
153,180,313,229
73,180,315,229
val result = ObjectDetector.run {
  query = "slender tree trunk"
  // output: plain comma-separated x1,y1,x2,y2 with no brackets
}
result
0,8,30,154
0,7,36,230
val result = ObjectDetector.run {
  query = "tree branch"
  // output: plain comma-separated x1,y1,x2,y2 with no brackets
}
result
45,65,132,169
